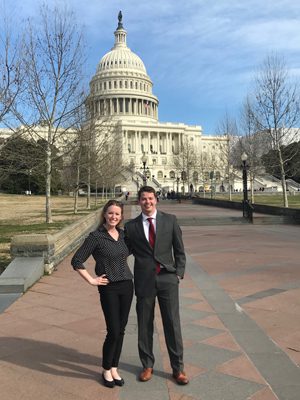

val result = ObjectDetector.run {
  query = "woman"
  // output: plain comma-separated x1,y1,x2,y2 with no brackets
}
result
71,200,133,388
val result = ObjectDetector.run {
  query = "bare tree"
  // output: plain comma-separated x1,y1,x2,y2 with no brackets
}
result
216,112,239,200
238,96,271,203
172,136,197,194
0,8,23,123
69,108,88,214
83,117,119,206
193,150,211,197
92,120,125,199
13,3,85,222
70,113,125,207
250,54,300,207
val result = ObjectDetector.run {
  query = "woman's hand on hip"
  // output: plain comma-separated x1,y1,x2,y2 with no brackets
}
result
91,274,109,286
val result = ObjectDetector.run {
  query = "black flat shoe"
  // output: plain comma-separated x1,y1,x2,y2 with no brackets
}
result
102,372,115,388
114,377,125,386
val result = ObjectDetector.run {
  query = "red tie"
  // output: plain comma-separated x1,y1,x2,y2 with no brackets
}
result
147,218,161,274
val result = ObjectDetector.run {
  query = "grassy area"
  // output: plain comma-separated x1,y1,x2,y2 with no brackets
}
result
212,193,300,208
0,194,106,273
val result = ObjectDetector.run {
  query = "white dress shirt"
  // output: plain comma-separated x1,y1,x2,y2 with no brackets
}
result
142,210,157,242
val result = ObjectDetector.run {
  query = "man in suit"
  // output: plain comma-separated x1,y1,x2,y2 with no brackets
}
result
124,186,189,385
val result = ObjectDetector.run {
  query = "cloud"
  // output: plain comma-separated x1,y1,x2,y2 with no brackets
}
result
6,0,300,132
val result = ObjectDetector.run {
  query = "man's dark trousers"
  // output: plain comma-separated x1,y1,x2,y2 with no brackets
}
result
136,270,184,373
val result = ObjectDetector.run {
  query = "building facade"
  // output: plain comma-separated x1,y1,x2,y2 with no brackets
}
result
86,12,228,193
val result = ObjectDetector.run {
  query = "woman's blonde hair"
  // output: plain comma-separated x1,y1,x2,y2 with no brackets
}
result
99,199,124,227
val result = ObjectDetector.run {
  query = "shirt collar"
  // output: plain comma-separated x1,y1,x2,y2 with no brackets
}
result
98,225,121,233
142,210,157,222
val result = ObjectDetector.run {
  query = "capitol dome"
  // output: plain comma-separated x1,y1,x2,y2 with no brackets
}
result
88,12,159,121
97,39,147,75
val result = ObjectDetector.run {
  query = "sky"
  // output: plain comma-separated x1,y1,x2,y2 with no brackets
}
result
5,0,300,134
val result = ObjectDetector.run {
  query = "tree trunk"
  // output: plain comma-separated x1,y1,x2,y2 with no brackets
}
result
86,165,91,210
45,141,52,223
250,172,255,204
86,180,91,209
73,163,80,214
278,148,289,207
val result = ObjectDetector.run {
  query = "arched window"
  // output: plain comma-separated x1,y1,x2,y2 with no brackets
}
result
157,171,163,179
169,171,175,179
193,171,199,181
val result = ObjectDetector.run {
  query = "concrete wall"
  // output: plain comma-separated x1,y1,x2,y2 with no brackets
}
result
0,208,102,308
10,208,102,273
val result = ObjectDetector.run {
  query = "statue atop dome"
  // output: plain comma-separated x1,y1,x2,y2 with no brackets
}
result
117,11,123,29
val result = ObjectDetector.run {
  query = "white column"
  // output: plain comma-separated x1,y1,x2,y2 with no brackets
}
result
168,132,172,154
124,130,128,153
138,131,141,153
148,131,150,153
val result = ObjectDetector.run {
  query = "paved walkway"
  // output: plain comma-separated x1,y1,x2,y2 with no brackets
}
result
1,203,300,400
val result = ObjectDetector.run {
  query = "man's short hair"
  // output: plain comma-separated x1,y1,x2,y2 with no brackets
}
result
138,186,157,200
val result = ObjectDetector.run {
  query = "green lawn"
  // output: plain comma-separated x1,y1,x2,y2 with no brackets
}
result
0,194,106,273
214,193,300,208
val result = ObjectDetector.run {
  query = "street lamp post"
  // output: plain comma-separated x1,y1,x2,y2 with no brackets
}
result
241,152,252,221
176,176,180,198
181,171,186,195
141,154,150,185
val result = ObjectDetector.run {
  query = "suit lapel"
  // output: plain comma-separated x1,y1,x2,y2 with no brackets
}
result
136,214,151,248
155,211,163,248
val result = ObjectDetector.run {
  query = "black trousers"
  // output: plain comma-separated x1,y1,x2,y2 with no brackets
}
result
136,272,184,373
99,279,133,370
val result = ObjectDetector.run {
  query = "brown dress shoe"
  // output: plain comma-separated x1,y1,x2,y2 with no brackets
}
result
173,371,189,385
139,368,153,382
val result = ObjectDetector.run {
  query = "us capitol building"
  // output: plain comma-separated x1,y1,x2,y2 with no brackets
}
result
0,12,229,194
87,12,228,193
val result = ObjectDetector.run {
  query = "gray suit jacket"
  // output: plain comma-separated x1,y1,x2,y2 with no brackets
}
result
124,211,186,296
